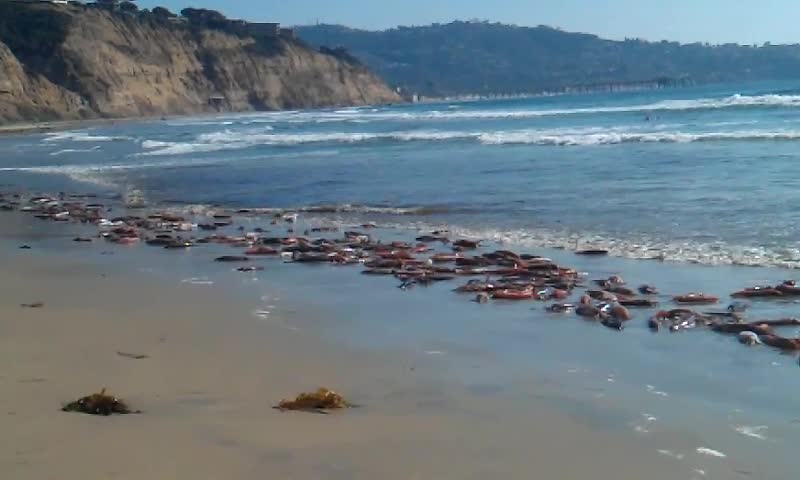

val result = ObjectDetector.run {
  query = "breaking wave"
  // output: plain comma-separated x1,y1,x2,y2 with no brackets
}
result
396,93,800,120
43,131,129,143
477,129,800,145
137,127,800,155
172,94,800,124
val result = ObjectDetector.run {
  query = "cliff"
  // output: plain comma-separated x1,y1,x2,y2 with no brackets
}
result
0,4,401,124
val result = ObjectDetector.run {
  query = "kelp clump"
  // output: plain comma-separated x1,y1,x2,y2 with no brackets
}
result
62,388,139,416
276,388,351,413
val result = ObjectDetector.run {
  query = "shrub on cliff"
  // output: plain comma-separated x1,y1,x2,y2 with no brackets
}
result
0,3,71,60
151,6,175,19
319,46,362,66
119,1,138,13
180,7,228,30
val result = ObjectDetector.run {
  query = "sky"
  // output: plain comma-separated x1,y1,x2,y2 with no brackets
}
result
137,0,800,45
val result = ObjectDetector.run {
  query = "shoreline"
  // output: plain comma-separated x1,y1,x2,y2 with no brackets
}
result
4,82,800,479
0,100,408,138
0,198,710,480
0,117,156,137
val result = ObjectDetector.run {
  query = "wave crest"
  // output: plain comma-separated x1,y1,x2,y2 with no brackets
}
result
44,131,129,143
137,127,800,155
164,93,800,124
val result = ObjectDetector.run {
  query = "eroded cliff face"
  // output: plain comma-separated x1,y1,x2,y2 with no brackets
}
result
0,41,89,122
0,5,401,123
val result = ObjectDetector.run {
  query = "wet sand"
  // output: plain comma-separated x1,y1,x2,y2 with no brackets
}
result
0,117,167,137
0,119,109,137
0,217,701,479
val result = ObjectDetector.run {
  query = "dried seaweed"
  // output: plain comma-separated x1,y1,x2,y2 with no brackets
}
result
62,388,139,416
275,388,352,413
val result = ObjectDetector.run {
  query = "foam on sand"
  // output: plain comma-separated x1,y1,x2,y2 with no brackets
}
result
696,447,727,458
298,216,800,270
734,425,768,440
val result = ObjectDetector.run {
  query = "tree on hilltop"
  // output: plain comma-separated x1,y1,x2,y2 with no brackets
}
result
120,1,139,12
180,7,228,29
152,6,176,19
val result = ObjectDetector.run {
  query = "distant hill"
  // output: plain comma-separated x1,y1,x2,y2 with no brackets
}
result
296,21,800,97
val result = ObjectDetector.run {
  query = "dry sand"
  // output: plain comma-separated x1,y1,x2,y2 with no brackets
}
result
0,228,688,479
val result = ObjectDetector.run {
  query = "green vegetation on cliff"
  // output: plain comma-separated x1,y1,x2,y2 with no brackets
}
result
297,21,800,96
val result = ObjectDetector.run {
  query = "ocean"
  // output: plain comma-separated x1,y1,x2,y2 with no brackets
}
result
6,81,800,268
2,80,800,478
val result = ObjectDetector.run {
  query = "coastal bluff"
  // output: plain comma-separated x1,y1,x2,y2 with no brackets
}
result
0,3,401,124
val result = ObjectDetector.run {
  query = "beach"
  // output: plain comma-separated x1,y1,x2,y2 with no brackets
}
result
0,212,702,480
4,82,800,479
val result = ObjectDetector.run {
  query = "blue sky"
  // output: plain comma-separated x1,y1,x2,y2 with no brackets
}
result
137,0,800,44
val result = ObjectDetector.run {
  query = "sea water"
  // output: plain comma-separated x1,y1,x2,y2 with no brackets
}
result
2,80,800,478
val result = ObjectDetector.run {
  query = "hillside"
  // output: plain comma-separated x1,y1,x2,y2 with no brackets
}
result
0,3,400,124
297,22,800,96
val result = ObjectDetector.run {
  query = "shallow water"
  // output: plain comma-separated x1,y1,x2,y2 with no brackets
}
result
5,81,800,267
3,209,799,479
3,80,800,478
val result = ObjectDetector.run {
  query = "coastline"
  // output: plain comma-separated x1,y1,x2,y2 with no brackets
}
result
3,81,800,480
0,209,696,480
0,117,151,137
0,99,408,137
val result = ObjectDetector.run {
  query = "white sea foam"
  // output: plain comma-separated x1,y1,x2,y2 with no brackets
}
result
43,131,128,143
49,146,102,156
696,447,727,458
136,125,800,155
181,277,214,285
734,425,768,440
657,449,685,460
1,149,341,188
129,93,800,132
278,209,800,269
141,140,172,149
138,140,243,156
477,129,800,145
450,224,800,269
215,204,452,216
631,413,657,434
645,385,669,397
0,156,235,187
209,94,800,124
